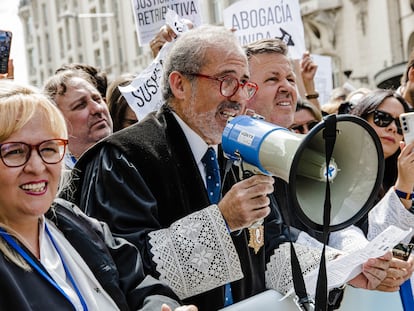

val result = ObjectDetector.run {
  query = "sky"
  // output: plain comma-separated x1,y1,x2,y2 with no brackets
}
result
0,0,28,83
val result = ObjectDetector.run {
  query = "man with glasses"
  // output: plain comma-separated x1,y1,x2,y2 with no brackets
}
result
62,25,275,310
62,26,398,310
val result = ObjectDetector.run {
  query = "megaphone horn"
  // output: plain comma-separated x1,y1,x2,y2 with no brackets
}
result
222,114,384,232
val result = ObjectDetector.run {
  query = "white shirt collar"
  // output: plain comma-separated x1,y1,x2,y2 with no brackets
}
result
172,111,218,162
172,112,219,186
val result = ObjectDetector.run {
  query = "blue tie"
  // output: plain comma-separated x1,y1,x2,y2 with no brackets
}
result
202,147,221,204
201,147,233,306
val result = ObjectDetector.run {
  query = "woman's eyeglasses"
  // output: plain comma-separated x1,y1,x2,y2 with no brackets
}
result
372,110,402,135
0,138,68,168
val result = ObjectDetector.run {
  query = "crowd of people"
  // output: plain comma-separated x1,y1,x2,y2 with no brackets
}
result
1,21,414,311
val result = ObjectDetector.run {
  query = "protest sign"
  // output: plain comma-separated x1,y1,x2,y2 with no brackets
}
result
119,10,190,121
223,0,305,59
131,0,202,45
312,54,333,106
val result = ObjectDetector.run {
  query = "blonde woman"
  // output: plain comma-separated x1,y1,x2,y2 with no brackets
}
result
0,80,196,311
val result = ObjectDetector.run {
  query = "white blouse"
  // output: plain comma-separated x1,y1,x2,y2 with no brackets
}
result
368,188,414,243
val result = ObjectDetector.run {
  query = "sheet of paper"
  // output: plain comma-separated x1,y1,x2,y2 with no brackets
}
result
303,225,412,297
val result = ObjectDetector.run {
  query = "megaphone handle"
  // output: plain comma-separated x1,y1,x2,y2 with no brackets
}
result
242,168,254,179
242,168,264,228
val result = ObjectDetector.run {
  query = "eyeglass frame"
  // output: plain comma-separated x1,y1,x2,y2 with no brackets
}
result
371,110,402,135
184,73,258,100
0,138,69,168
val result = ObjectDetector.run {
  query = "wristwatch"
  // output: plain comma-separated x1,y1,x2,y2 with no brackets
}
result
394,187,414,200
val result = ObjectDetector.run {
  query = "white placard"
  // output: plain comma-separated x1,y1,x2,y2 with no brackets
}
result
130,0,202,45
223,0,305,60
312,54,333,106
119,10,190,120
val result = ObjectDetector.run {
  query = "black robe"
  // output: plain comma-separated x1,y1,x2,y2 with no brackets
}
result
62,105,295,311
0,199,180,310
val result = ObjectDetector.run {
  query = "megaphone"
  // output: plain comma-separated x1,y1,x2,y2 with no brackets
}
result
222,114,384,232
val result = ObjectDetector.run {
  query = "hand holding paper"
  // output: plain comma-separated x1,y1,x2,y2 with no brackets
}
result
303,225,412,297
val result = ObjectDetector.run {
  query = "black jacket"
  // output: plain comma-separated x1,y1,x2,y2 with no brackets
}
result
0,198,180,310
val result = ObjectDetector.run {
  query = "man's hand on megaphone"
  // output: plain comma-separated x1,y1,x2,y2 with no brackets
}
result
218,175,274,232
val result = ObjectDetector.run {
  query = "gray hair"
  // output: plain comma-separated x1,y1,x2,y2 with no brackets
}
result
162,25,245,102
43,69,95,104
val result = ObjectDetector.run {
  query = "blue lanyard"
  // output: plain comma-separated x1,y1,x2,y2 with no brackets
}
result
0,225,88,311
69,154,77,165
400,280,414,311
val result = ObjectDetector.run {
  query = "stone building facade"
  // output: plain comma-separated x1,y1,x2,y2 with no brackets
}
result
18,0,414,99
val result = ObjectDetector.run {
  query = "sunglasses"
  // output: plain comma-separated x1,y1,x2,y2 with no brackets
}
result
291,120,319,134
372,110,402,135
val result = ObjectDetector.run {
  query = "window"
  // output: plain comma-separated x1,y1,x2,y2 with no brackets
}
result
94,49,102,67
103,40,110,67
37,36,42,65
42,3,47,26
59,28,64,58
25,16,33,44
65,18,71,49
91,8,98,33
75,17,82,46
46,33,51,61
28,48,35,75
100,0,107,12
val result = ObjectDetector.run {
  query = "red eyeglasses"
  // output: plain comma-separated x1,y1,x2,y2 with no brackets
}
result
0,139,68,167
186,73,258,100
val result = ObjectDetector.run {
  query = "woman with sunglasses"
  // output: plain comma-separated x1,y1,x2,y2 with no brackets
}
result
350,89,414,217
327,89,414,310
0,80,196,311
349,89,414,232
347,89,414,308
